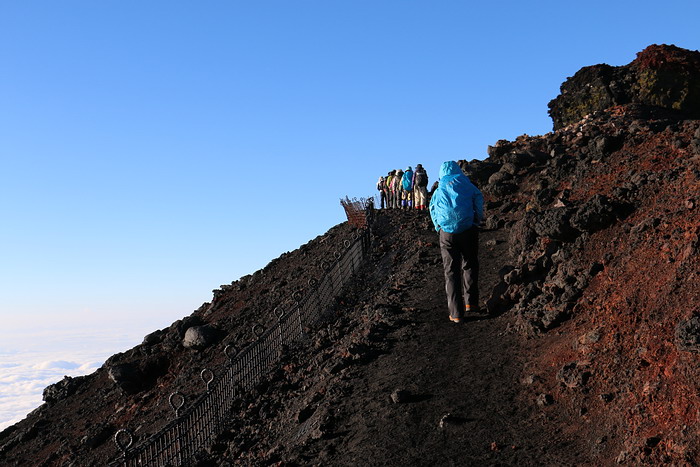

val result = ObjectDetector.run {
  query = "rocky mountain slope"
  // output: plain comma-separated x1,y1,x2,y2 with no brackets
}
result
2,44,700,466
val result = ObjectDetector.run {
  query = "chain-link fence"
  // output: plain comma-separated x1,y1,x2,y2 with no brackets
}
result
111,203,373,466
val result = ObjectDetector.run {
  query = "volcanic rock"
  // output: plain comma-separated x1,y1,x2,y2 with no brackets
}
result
42,376,85,404
674,315,700,353
107,363,142,395
183,325,221,350
549,44,700,129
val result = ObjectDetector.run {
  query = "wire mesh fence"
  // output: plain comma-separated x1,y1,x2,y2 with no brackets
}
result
111,204,373,466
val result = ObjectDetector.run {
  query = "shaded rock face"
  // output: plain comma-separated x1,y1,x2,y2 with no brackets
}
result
549,44,700,129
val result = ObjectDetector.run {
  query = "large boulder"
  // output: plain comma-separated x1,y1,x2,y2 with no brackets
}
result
183,325,221,350
548,44,700,130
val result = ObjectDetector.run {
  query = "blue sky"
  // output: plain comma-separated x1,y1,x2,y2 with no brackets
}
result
0,0,698,426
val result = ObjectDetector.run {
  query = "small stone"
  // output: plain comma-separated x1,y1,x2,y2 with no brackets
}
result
616,450,629,464
521,374,538,385
391,389,410,404
536,393,554,406
645,436,661,448
600,393,615,403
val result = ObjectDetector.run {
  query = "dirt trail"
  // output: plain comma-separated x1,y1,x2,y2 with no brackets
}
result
308,211,591,466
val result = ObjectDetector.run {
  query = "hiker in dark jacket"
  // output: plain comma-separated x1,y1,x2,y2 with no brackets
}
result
393,169,404,209
429,161,484,323
412,164,429,210
377,176,386,209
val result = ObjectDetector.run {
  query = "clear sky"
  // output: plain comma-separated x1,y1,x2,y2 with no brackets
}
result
0,0,698,428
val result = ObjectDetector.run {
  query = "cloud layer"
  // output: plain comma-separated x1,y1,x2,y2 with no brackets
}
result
0,318,159,431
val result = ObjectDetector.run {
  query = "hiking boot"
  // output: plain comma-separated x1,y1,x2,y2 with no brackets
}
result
465,304,481,314
449,316,461,323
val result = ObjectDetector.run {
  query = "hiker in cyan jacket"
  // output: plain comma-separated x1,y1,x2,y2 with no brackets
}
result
429,161,484,323
413,164,428,210
401,166,413,209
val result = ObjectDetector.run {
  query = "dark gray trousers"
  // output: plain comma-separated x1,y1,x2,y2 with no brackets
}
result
439,228,479,318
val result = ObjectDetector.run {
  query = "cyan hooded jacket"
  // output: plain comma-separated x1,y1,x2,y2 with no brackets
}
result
402,169,414,191
429,161,484,233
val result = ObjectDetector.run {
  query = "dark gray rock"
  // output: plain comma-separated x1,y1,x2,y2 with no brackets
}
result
484,215,504,230
485,181,518,198
532,207,578,241
557,362,591,388
508,213,538,256
42,375,85,404
142,330,164,346
108,363,142,395
570,195,617,233
537,393,554,407
81,424,113,449
675,315,700,353
391,389,411,404
488,170,513,185
487,140,515,159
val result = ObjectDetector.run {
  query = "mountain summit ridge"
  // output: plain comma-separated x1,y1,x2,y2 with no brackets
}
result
2,44,700,466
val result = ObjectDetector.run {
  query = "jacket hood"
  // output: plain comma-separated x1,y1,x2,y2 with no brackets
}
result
439,161,463,178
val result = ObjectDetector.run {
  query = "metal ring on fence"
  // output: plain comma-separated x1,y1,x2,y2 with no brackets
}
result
292,291,303,303
114,429,133,455
273,306,285,319
169,392,185,417
308,278,318,287
252,324,265,337
344,240,351,248
200,368,214,392
334,251,341,260
224,344,238,360
321,260,331,271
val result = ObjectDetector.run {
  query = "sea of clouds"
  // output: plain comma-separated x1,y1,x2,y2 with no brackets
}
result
0,313,166,431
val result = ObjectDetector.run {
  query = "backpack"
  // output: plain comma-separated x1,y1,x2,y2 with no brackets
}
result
415,169,428,187
402,171,413,191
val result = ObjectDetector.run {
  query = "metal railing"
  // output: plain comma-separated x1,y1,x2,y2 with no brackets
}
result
111,204,373,466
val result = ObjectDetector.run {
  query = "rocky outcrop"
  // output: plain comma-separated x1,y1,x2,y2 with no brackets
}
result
548,44,700,129
42,376,86,404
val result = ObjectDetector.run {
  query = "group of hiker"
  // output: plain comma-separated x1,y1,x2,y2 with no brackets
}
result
376,164,430,210
375,160,484,325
